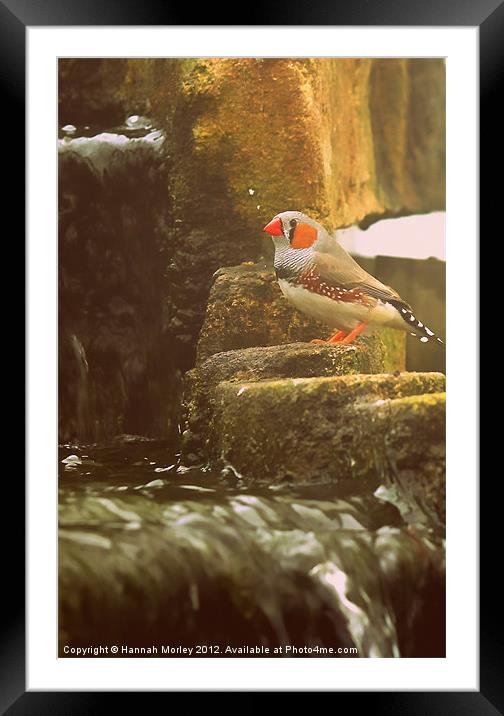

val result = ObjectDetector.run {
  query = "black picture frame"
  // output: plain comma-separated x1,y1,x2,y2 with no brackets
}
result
4,0,491,710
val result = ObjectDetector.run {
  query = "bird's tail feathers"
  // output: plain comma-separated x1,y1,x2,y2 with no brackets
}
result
390,300,444,346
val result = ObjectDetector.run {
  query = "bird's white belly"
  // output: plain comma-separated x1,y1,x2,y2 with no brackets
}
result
278,279,404,332
278,279,365,331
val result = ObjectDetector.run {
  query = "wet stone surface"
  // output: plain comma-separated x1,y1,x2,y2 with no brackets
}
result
211,374,445,514
59,442,445,658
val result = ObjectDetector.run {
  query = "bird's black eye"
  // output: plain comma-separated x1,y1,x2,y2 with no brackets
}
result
288,218,297,243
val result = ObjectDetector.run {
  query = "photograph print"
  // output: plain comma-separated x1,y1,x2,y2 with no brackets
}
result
58,57,446,659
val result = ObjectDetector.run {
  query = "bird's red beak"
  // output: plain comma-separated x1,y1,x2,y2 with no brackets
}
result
263,217,283,236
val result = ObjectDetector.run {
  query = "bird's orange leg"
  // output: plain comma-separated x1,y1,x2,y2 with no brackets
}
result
340,322,368,345
310,330,347,345
328,330,347,344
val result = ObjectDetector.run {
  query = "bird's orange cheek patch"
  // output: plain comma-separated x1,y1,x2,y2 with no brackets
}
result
291,223,317,249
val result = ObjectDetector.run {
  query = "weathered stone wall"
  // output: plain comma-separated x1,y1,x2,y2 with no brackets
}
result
318,59,446,228
73,58,445,227
60,58,445,232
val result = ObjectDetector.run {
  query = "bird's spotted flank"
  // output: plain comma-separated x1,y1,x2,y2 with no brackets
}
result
298,265,374,306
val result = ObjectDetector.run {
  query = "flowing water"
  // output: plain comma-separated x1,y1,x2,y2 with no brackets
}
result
59,440,445,658
59,119,179,444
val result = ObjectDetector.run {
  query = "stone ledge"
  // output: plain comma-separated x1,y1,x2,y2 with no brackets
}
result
182,336,388,463
210,374,445,519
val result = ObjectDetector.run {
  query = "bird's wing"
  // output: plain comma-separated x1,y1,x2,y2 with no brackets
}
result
307,250,410,308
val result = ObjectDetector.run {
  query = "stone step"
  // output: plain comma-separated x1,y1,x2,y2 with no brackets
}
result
182,336,390,463
210,373,445,521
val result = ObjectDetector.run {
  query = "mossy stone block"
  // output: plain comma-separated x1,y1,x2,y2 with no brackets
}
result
211,373,445,508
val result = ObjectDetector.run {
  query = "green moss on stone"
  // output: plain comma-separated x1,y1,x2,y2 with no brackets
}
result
210,374,445,512
181,338,389,463
379,328,406,372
